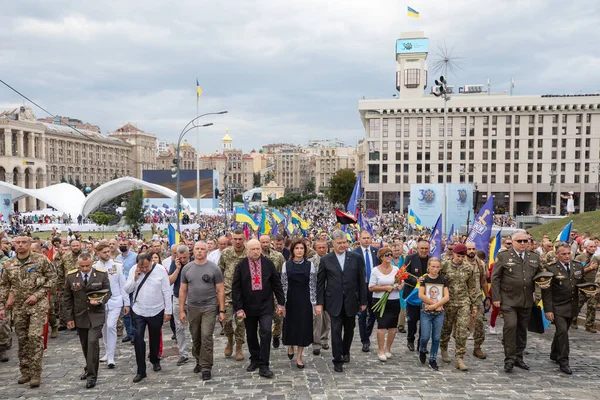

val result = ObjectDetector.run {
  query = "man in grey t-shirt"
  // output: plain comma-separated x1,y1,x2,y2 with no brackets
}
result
179,241,225,380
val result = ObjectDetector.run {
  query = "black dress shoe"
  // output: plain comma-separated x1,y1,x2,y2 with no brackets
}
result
407,342,415,352
296,362,305,369
504,362,514,372
514,360,530,370
79,372,88,380
550,356,558,363
313,348,321,356
287,350,294,360
559,364,572,375
121,336,132,343
361,343,370,352
201,371,212,380
342,354,350,363
334,364,343,372
273,336,280,349
322,343,329,350
247,361,259,372
132,373,147,383
152,362,161,372
194,364,201,373
398,328,406,333
108,363,115,369
86,379,96,389
58,326,68,331
259,367,274,378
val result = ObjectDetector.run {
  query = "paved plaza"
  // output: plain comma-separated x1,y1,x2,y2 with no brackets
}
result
0,318,599,400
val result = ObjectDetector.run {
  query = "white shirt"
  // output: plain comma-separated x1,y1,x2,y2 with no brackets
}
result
94,259,130,309
207,249,222,265
369,266,400,300
335,251,346,271
125,263,173,317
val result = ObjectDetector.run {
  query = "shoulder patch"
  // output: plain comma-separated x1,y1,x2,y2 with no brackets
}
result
67,269,78,275
95,267,106,273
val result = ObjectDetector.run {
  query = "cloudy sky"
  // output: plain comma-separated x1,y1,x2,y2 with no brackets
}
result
1,0,599,153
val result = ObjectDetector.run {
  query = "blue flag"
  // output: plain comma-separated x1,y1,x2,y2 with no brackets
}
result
347,172,362,216
466,196,494,253
357,211,373,236
429,214,443,259
556,220,572,242
243,196,249,211
162,203,170,209
271,216,278,235
448,224,455,243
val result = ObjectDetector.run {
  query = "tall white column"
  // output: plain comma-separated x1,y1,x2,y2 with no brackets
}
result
4,128,11,156
17,130,24,157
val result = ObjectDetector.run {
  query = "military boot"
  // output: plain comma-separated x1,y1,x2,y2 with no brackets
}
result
51,326,59,338
441,348,451,363
235,344,245,361
17,375,30,384
456,358,469,371
29,377,41,388
224,336,233,357
473,347,487,359
0,348,8,362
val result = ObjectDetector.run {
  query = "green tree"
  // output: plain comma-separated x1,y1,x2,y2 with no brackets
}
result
124,189,146,230
305,178,316,194
90,211,113,238
327,168,356,205
253,172,261,187
233,194,243,203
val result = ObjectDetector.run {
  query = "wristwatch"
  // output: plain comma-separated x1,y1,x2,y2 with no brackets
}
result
219,310,226,314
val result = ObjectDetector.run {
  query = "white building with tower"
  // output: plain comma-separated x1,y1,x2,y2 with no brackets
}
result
358,31,600,217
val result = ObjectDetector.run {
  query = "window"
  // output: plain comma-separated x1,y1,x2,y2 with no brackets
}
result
538,127,543,135
491,175,496,184
395,175,401,184
369,119,380,138
575,164,580,172
515,127,520,136
585,175,589,184
576,126,581,135
515,115,520,124
506,128,511,136
586,138,591,147
529,115,535,124
396,119,402,137
553,114,558,123
561,163,566,172
417,119,423,137
404,69,420,88
483,141,488,149
504,176,510,184
576,114,582,123
404,152,409,160
404,141,409,150
560,175,565,184
368,164,379,184
382,175,388,184
552,139,557,147
514,175,518,184
538,115,543,123
561,150,566,158
537,175,542,183
587,114,591,123
491,140,497,149
482,164,488,173
506,115,512,124
382,119,388,137
574,175,580,184
483,116,489,125
535,139,540,147
505,164,511,173
404,119,410,137
483,128,489,136
491,128,497,136
574,150,580,158
404,175,409,184
482,175,488,184
562,114,567,123
492,116,497,125
514,151,519,159
586,126,591,135
505,139,511,148
529,127,534,136
528,151,533,159
482,152,488,160
505,151,511,159
491,164,496,173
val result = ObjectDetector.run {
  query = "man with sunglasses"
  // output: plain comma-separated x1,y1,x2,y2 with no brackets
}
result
464,242,487,360
492,230,544,373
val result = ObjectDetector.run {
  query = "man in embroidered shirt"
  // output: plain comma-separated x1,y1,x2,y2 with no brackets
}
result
124,253,172,383
232,239,285,378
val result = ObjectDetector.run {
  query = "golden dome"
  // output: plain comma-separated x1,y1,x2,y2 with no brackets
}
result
222,128,232,143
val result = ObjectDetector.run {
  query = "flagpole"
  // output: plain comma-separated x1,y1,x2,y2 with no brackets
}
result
196,87,201,217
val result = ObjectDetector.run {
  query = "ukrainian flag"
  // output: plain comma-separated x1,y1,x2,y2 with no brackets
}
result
196,79,203,98
488,230,502,270
259,208,271,235
271,209,285,224
407,6,419,18
291,210,310,230
168,224,180,246
235,207,258,231
556,220,572,242
408,207,422,229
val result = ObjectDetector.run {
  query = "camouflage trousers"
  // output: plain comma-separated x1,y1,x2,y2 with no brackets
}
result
14,301,48,379
472,303,485,348
0,309,12,349
440,303,470,359
272,299,282,338
223,302,245,345
576,294,597,330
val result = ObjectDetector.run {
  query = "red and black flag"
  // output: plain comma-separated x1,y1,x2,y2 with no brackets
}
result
335,208,357,225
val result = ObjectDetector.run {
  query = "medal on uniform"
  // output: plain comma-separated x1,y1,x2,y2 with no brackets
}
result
509,268,512,273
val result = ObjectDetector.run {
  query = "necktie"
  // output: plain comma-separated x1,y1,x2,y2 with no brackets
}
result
83,274,88,286
564,263,570,275
365,249,371,281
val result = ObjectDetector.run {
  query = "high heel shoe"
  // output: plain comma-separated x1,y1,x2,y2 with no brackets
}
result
296,362,305,369
287,350,294,360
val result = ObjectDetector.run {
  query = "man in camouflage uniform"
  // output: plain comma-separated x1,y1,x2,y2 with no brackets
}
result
258,235,285,349
573,239,599,332
464,242,487,359
439,243,480,371
0,251,13,362
0,235,57,388
441,242,454,262
218,229,247,361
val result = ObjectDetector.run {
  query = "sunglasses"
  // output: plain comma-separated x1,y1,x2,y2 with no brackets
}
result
505,242,513,245
383,253,393,257
514,239,529,244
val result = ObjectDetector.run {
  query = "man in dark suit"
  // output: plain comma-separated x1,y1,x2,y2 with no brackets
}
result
354,230,379,352
62,252,111,389
403,239,430,351
542,243,586,374
491,229,543,373
232,239,285,379
316,230,367,372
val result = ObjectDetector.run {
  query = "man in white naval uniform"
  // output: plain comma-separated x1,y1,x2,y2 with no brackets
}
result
94,243,130,368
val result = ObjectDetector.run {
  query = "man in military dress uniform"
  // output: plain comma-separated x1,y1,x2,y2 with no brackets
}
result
259,235,285,349
464,242,487,359
55,240,83,332
218,229,247,361
491,230,544,373
542,243,588,374
63,252,111,388
439,243,480,371
573,239,599,332
0,235,56,388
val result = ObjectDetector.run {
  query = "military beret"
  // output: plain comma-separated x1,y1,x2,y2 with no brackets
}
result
533,271,554,285
453,243,467,255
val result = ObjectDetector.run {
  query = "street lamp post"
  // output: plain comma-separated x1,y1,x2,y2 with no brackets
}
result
549,169,557,215
174,111,228,233
433,74,450,234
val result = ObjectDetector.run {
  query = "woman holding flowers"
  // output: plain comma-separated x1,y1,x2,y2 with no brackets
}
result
368,247,404,362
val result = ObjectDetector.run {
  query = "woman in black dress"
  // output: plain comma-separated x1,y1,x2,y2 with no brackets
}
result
282,239,317,369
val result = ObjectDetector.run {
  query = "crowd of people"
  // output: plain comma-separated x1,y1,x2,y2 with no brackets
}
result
0,210,598,389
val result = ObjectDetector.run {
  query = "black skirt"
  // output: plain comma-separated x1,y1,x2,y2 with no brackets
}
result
375,299,401,329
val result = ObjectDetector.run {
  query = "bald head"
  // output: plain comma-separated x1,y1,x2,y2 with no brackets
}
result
246,239,261,261
259,235,271,253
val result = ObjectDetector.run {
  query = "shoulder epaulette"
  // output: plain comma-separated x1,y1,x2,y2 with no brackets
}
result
113,259,123,264
67,269,78,275
95,267,106,273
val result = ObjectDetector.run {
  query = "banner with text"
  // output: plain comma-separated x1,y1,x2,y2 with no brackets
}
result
0,194,12,222
446,184,474,234
409,184,444,228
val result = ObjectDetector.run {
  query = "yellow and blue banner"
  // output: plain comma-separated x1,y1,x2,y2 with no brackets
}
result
271,209,285,224
466,196,494,251
291,210,310,230
407,6,419,18
488,230,502,269
556,220,572,242
235,207,258,231
196,79,202,98
168,223,180,246
408,207,422,230
259,208,271,235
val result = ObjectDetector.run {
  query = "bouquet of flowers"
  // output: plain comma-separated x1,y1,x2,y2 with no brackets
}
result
372,264,411,318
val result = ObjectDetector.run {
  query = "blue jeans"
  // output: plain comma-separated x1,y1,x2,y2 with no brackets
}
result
123,293,136,337
419,310,444,361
